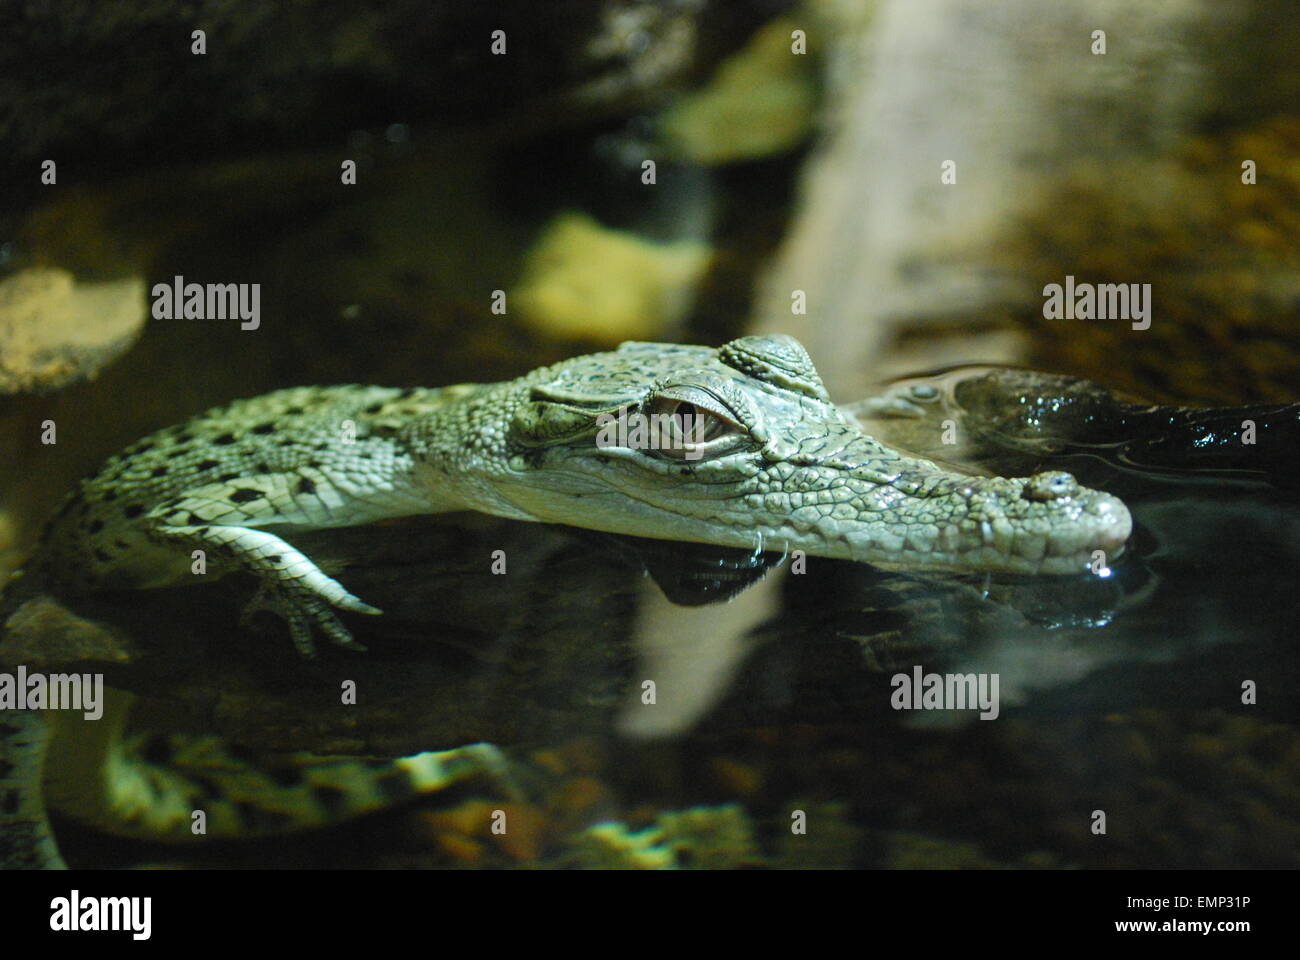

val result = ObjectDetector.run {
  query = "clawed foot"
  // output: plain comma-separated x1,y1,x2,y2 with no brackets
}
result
240,581,382,657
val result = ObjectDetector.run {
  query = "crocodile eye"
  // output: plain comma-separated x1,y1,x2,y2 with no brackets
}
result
645,389,743,460
655,400,729,444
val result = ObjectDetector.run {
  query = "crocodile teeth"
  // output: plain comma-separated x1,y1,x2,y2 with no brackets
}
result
904,529,936,555
875,531,905,554
1016,534,1047,562
987,515,1019,554
939,525,962,552
1047,532,1083,557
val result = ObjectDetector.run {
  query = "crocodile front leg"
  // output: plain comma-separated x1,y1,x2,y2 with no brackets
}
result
146,522,381,656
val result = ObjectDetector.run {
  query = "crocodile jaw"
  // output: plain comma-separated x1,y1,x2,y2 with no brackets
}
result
490,447,1132,577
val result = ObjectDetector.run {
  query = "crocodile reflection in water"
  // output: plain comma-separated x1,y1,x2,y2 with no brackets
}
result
849,364,1300,488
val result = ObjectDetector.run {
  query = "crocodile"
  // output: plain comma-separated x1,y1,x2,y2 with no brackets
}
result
1,334,1132,868
16,334,1131,656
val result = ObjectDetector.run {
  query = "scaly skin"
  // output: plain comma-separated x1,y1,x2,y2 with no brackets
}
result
21,335,1132,655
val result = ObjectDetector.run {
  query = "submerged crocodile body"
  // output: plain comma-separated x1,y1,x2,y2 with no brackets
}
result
21,334,1132,656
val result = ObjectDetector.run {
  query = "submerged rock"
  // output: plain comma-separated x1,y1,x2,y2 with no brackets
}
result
0,269,146,394
569,803,762,869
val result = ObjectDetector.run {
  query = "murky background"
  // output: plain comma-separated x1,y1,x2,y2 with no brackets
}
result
1,0,1297,867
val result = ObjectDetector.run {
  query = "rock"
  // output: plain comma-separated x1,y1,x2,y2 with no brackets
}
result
0,1,793,177
568,803,761,869
0,268,146,394
513,212,711,343
660,16,817,165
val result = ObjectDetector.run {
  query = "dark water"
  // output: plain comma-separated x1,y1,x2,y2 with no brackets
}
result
47,371,1298,869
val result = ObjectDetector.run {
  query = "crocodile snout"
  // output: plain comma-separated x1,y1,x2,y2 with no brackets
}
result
1022,471,1080,501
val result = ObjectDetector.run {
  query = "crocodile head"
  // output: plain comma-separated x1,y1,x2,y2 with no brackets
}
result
475,335,1132,575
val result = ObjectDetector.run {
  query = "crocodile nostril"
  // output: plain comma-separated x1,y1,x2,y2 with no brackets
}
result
1023,471,1079,501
